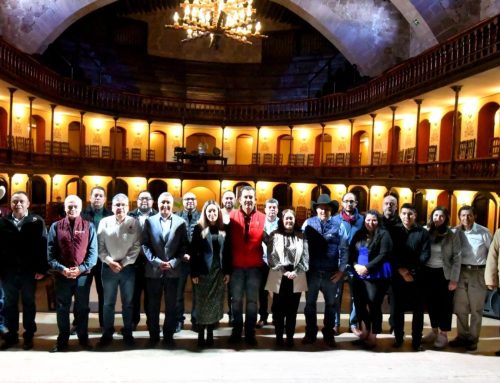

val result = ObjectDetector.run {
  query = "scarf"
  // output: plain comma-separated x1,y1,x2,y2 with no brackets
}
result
341,210,357,224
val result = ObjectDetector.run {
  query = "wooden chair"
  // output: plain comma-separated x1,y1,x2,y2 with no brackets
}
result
335,153,345,166
288,154,296,166
15,136,26,151
405,147,416,163
251,153,261,165
466,139,476,159
52,141,62,155
398,150,405,163
325,153,335,166
273,153,283,165
101,146,111,158
262,153,273,165
307,154,315,166
295,153,305,166
60,142,69,156
89,145,100,158
381,152,387,164
372,151,381,165
131,148,141,161
147,149,155,161
123,148,129,160
427,145,437,162
458,141,468,159
489,137,500,157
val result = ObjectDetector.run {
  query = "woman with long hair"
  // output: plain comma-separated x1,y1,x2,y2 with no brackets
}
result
190,200,232,347
349,209,393,349
421,206,461,348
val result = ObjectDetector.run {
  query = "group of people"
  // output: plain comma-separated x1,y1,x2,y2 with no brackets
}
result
0,184,499,354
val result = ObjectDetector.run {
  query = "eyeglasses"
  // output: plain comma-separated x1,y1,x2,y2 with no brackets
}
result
183,197,196,201
138,197,152,201
343,200,357,204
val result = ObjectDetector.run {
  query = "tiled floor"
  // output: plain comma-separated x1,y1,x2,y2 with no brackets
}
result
1,312,499,383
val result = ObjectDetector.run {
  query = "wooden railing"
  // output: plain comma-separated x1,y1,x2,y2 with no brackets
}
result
0,15,498,125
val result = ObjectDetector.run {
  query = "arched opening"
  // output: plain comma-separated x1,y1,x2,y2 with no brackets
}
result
277,134,293,165
417,120,431,162
310,185,331,204
352,131,368,165
148,179,168,210
273,183,292,208
388,126,401,163
66,177,87,202
314,133,332,165
414,190,428,225
150,131,166,161
110,126,127,159
30,175,47,217
233,181,253,203
187,186,216,209
68,121,82,156
32,115,46,153
235,134,253,165
477,102,500,157
186,133,216,154
107,178,129,201
350,186,368,213
472,192,497,231
439,111,461,161
0,107,7,147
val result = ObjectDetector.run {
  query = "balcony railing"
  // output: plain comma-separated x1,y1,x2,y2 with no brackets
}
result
0,15,498,125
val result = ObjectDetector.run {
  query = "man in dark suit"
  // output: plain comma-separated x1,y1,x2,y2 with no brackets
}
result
142,192,188,347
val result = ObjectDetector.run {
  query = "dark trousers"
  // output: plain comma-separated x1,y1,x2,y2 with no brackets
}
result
132,260,148,326
146,277,178,340
422,267,454,332
2,272,37,341
392,274,425,344
352,277,389,334
258,264,270,321
273,276,301,340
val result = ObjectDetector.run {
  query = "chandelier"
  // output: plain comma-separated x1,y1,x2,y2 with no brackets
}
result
165,0,267,47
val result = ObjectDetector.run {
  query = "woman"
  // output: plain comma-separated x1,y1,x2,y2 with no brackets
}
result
422,206,461,348
265,209,308,347
349,209,392,349
190,201,231,347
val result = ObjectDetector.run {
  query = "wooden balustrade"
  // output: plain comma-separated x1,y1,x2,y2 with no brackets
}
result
0,15,498,125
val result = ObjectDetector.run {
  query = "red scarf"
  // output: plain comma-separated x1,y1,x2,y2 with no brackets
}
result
56,216,90,268
341,210,357,224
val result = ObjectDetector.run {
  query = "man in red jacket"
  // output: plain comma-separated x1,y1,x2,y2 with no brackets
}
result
228,186,266,345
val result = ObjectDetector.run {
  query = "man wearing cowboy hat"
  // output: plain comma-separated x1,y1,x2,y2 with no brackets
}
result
301,194,347,347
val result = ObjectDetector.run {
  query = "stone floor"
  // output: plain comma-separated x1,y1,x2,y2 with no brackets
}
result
1,312,499,383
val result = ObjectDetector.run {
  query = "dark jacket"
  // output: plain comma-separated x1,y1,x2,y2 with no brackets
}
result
349,226,393,274
0,213,48,275
81,205,112,228
177,209,201,243
391,222,431,275
190,224,232,277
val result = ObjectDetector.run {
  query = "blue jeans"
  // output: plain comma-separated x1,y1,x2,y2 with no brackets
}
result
230,267,261,338
102,264,136,338
54,274,92,346
335,273,357,328
2,273,37,341
146,277,178,339
304,270,338,339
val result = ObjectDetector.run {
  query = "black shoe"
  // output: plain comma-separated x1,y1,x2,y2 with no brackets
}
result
148,336,160,348
392,337,404,348
228,333,242,344
465,342,478,351
412,343,424,352
96,336,113,348
324,337,337,348
22,339,34,350
0,338,19,350
449,337,468,347
162,337,175,348
50,344,68,353
286,338,294,348
245,336,257,346
123,336,135,348
301,336,316,345
70,325,77,336
495,350,500,356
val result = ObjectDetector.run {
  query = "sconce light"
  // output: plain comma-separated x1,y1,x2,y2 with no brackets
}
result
261,129,270,142
259,181,269,193
173,179,181,190
134,123,144,137
13,105,24,122
297,183,307,195
93,119,104,134
54,113,63,127
12,174,22,186
300,131,308,142
92,176,103,186
53,175,62,187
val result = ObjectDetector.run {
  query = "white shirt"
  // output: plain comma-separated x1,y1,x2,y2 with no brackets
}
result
457,223,492,266
97,215,141,267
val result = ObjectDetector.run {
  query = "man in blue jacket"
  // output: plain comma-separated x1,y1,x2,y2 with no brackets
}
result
302,194,347,347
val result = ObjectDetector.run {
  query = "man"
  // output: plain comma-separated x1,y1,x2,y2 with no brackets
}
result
391,203,430,351
228,186,266,345
176,191,201,332
128,190,157,330
0,191,47,350
302,194,347,347
221,190,236,224
257,198,279,328
486,227,500,356
0,185,8,337
48,195,97,352
142,192,188,346
332,192,364,336
97,193,141,347
450,205,492,351
81,186,112,329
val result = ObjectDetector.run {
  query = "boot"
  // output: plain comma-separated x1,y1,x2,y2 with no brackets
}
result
206,325,214,346
197,326,206,347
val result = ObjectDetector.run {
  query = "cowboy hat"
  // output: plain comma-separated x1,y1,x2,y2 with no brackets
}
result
311,194,339,213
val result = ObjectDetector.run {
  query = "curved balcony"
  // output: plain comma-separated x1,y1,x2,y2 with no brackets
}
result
0,15,498,125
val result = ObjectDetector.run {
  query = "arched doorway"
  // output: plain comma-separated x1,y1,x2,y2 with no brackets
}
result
68,121,82,156
472,192,497,230
188,186,216,209
235,134,253,165
66,177,87,201
150,131,166,161
233,181,253,205
414,190,428,225
314,133,332,165
310,185,331,203
273,183,292,208
277,134,293,165
352,131,368,165
439,111,461,161
30,175,47,217
388,126,401,163
417,120,430,162
107,178,129,201
186,133,216,154
477,102,500,157
148,179,168,210
350,186,368,213
110,126,126,159
32,115,46,153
